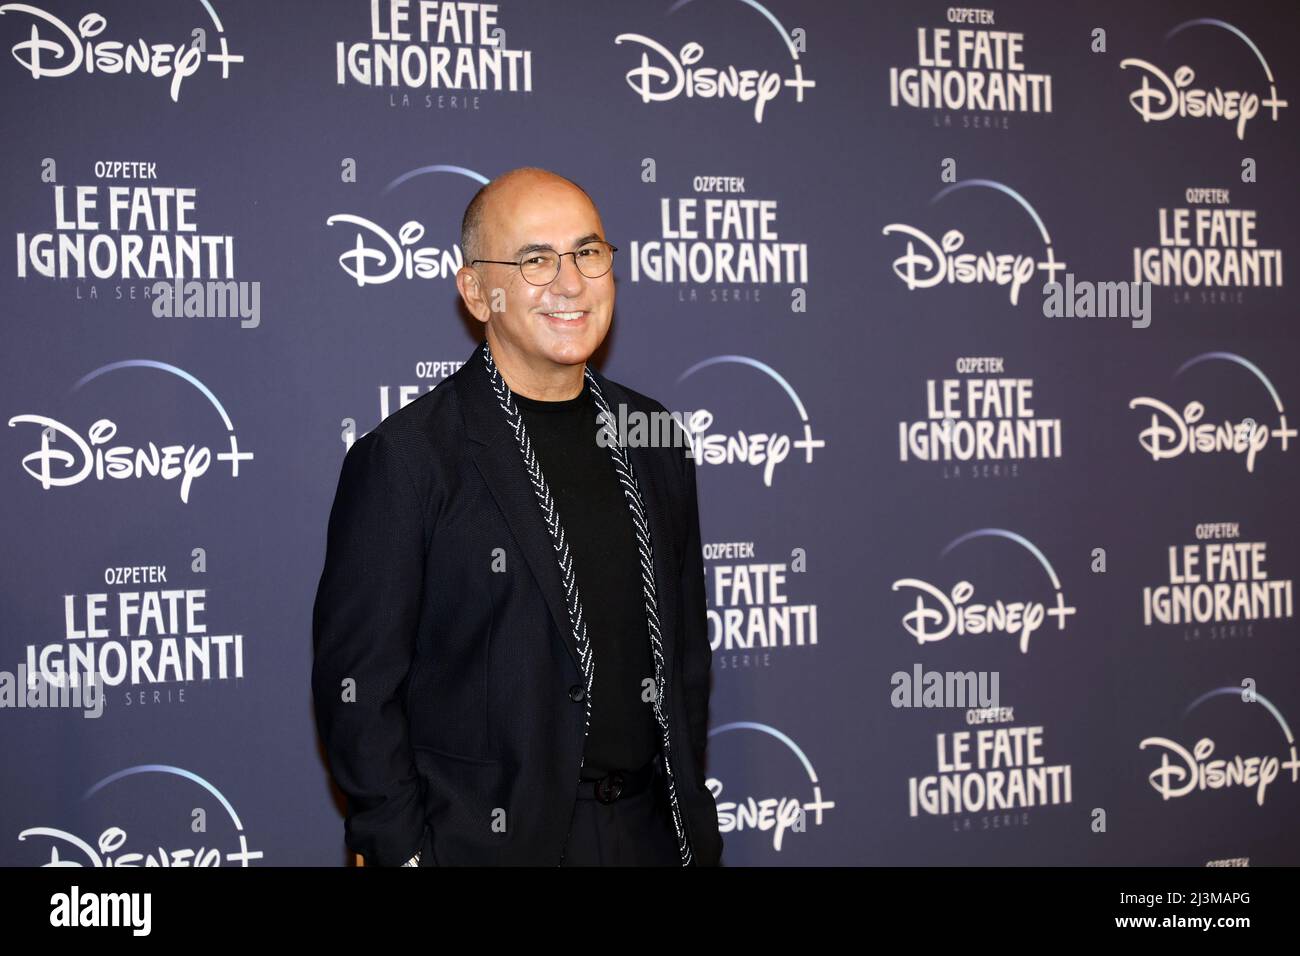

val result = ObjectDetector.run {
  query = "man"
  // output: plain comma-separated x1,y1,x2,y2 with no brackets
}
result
311,167,723,866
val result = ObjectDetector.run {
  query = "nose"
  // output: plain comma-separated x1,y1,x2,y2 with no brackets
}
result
549,252,585,295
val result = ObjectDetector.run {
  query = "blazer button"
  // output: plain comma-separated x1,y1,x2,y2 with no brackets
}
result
568,684,586,702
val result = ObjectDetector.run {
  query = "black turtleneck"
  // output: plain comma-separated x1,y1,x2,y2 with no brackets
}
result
513,379,659,780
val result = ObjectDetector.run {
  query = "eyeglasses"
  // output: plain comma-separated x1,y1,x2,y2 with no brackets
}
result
472,240,618,286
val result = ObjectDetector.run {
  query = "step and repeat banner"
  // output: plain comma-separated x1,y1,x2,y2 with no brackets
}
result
1,0,1297,866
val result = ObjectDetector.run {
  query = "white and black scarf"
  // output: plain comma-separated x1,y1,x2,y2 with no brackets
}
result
481,338,694,866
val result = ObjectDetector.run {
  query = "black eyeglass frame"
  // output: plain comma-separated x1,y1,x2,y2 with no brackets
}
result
470,241,619,285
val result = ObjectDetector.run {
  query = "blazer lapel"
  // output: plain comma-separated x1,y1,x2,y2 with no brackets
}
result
456,342,582,672
590,370,681,691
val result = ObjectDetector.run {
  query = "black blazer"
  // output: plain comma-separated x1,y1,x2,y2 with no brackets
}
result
312,341,723,866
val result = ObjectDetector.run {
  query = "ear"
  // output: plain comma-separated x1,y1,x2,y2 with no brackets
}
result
455,265,491,325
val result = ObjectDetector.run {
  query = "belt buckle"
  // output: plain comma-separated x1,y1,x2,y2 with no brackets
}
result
595,771,625,803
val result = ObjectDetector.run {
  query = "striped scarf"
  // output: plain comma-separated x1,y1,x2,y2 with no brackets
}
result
481,339,693,866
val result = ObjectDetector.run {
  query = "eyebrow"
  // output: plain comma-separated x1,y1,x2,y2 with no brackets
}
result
511,233,603,258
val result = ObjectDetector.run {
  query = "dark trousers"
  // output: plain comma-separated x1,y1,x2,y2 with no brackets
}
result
560,754,682,866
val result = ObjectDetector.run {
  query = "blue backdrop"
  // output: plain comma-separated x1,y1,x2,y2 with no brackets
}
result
1,0,1297,866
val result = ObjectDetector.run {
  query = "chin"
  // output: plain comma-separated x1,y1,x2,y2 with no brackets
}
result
545,343,598,366
544,330,608,365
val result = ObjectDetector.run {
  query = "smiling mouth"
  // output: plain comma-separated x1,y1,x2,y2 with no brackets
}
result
542,310,586,321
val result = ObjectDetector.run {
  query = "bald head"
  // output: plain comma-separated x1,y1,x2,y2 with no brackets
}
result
460,167,595,268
